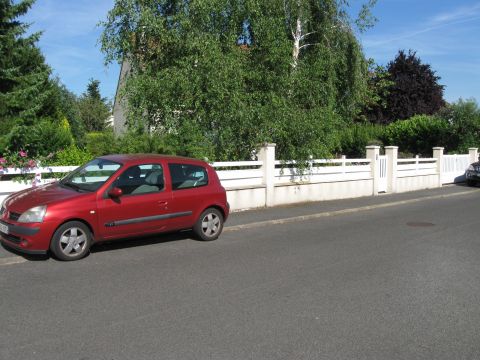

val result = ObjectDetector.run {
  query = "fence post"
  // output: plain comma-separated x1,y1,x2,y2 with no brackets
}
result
258,143,276,207
366,145,380,195
385,146,398,193
433,147,444,187
469,148,478,164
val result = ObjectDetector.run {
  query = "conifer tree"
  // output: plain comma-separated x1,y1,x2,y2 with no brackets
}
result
0,0,55,127
78,79,111,132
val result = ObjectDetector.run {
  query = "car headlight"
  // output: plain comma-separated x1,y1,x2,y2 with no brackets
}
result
468,165,475,171
18,206,47,223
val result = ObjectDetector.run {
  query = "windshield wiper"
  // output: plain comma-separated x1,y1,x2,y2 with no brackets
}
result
61,182,83,192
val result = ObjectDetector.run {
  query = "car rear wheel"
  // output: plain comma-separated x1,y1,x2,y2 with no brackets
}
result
194,208,224,241
50,221,92,261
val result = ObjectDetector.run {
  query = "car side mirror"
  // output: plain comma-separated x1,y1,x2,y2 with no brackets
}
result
108,187,123,198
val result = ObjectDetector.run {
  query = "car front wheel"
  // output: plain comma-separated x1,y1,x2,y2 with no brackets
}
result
50,221,92,261
194,208,224,241
466,179,476,187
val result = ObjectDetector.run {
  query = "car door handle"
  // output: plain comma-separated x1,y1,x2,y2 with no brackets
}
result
158,201,168,206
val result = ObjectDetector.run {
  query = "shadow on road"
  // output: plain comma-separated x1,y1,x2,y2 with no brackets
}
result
1,230,196,261
1,243,50,261
90,230,195,254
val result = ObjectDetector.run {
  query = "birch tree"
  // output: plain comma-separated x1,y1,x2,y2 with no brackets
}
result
101,0,377,161
284,0,376,70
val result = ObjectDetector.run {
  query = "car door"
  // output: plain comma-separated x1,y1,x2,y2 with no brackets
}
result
97,163,172,240
166,162,210,230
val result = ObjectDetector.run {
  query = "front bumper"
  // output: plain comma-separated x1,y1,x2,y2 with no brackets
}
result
0,240,47,255
0,219,50,254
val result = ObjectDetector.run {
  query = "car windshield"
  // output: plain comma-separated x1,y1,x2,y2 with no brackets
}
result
60,158,122,192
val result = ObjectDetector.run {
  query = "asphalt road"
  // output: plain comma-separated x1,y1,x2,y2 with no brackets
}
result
2,186,480,360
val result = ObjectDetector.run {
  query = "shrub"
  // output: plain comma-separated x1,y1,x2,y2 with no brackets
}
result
49,145,93,166
114,131,171,155
85,131,117,156
337,123,385,157
383,115,449,156
4,118,73,158
438,99,480,153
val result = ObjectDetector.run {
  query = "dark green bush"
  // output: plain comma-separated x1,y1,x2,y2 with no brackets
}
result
4,118,73,158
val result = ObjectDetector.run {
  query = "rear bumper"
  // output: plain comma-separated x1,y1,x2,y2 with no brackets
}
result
226,202,230,219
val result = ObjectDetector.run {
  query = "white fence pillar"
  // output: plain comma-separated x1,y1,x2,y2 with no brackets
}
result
258,143,276,207
385,146,398,193
433,147,444,187
366,145,380,196
469,148,478,164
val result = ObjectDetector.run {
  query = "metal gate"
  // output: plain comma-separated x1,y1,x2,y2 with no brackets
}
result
378,155,388,193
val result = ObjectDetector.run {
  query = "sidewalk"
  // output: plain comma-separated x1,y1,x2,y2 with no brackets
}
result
226,184,477,227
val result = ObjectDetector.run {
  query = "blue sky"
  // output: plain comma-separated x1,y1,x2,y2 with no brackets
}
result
22,0,480,103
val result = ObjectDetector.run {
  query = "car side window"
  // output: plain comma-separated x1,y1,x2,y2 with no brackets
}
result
113,164,165,195
169,163,208,190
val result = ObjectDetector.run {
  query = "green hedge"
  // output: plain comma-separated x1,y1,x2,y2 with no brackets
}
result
383,115,450,156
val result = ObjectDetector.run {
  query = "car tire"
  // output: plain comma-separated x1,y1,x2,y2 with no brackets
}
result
193,208,224,241
466,179,476,187
50,221,92,261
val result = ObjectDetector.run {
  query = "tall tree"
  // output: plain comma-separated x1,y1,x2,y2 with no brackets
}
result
78,79,111,132
50,79,86,144
0,0,55,126
370,50,445,124
101,0,376,160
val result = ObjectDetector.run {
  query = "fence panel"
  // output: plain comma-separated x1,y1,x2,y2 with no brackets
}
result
397,157,437,177
212,161,264,188
273,158,372,184
442,154,470,184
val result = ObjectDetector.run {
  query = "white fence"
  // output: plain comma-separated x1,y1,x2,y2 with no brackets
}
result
442,154,471,184
0,145,477,211
397,156,437,177
213,161,263,188
273,157,372,184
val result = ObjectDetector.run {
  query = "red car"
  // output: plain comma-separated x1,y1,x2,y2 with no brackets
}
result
0,154,229,261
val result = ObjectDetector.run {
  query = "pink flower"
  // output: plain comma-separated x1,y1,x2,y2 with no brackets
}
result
19,150,27,157
27,159,36,168
0,157,5,164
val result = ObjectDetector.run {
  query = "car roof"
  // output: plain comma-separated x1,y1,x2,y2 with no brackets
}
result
99,154,209,166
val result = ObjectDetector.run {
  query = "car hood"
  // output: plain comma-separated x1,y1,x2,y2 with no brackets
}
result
4,182,90,214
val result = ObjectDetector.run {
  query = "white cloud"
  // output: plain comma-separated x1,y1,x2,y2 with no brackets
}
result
363,3,480,49
430,2,480,25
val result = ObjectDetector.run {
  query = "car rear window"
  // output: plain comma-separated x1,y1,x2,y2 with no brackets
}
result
168,163,208,190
